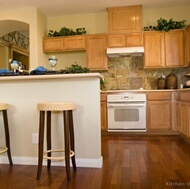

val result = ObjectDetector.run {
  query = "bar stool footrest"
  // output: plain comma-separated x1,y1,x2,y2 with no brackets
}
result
43,149,75,160
0,146,8,154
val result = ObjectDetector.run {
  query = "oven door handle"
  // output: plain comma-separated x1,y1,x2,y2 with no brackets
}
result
107,103,146,107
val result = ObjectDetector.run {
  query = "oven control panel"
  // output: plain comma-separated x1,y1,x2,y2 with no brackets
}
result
107,94,146,102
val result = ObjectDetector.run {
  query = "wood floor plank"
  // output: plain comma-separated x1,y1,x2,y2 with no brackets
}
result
1,135,190,188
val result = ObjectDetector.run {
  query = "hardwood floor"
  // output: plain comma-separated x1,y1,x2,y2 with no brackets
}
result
1,135,190,189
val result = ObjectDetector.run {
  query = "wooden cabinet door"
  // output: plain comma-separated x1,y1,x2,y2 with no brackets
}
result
188,104,190,139
64,36,85,51
180,102,188,137
43,37,64,52
186,28,190,65
107,34,125,47
174,101,181,132
165,30,186,67
125,32,143,46
143,32,164,68
147,101,172,130
101,94,107,131
86,35,107,70
101,101,107,131
107,5,142,33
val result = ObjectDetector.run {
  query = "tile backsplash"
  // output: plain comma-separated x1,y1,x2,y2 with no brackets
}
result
100,56,190,90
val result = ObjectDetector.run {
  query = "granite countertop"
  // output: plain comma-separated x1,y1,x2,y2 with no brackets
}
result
101,88,190,93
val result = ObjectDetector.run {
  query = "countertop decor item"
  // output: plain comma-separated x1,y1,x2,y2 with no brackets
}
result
48,56,57,70
9,59,19,73
144,18,186,31
157,76,166,89
30,66,47,75
63,64,90,74
166,73,178,89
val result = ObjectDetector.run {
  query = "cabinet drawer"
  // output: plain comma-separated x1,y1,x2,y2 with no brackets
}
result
180,92,190,102
147,92,171,100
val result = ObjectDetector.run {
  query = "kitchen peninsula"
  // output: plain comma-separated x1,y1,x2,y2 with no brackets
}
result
0,73,103,168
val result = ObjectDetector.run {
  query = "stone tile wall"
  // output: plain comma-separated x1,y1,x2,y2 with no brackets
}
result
100,56,190,90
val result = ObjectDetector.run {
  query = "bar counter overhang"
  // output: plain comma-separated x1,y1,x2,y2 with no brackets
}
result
0,73,103,168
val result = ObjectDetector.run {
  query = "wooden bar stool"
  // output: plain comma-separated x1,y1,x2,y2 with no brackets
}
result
0,103,13,165
36,102,77,181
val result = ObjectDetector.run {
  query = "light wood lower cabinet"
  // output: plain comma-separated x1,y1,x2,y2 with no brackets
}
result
101,94,107,131
180,102,189,137
173,101,181,132
147,101,172,130
179,92,190,139
147,92,172,131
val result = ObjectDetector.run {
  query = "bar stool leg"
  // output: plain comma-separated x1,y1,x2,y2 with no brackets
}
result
2,110,13,165
37,111,45,180
69,110,76,170
63,110,71,181
46,111,51,169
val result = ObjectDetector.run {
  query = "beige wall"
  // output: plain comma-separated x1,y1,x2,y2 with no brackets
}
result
0,7,47,69
142,6,190,27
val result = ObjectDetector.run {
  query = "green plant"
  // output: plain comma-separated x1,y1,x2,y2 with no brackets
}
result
48,27,87,37
100,78,106,91
63,64,90,73
144,18,187,31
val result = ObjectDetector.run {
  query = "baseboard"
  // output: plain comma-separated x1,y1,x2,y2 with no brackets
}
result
0,156,103,168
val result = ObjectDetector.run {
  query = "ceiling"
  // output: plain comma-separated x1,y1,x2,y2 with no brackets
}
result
0,0,190,17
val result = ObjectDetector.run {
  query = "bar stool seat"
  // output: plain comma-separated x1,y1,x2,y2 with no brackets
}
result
0,103,13,165
36,102,77,181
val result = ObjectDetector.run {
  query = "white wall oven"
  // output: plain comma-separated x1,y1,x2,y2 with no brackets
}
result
107,93,146,132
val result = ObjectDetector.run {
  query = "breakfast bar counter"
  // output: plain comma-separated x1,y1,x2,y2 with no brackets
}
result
0,73,103,168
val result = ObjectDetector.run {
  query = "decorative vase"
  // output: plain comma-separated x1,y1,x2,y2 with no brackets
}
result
166,73,177,89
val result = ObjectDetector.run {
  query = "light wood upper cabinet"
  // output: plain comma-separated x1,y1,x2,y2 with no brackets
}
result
107,32,143,47
43,37,64,52
107,34,125,47
86,34,107,70
64,36,85,51
144,29,186,68
165,30,185,67
143,31,164,68
125,32,143,46
107,5,142,33
43,35,85,52
187,27,190,65
147,92,172,131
